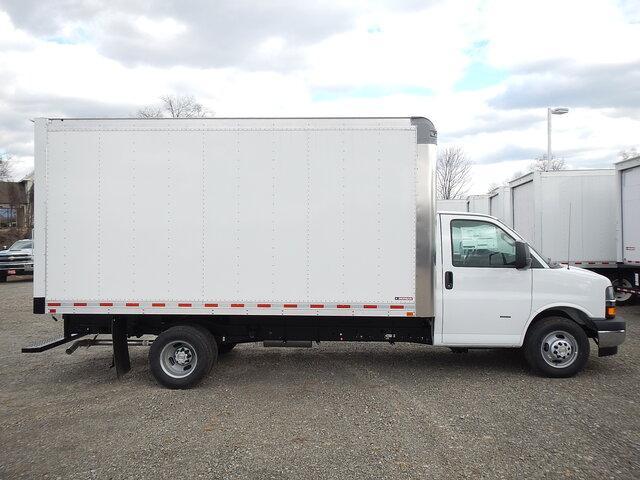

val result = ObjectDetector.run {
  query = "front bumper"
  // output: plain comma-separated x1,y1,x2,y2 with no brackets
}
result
588,318,626,356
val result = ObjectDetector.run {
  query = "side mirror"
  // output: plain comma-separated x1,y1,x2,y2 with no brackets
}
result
514,241,531,269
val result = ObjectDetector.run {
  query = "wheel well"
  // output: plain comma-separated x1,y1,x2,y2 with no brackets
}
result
526,308,595,339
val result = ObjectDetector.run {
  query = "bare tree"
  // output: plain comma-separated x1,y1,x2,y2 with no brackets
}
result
436,146,472,199
530,154,566,172
0,153,13,181
137,94,210,118
619,147,638,161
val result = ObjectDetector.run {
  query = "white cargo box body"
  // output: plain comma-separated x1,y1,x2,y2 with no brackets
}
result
616,157,640,265
34,117,436,317
436,199,467,212
509,170,616,265
488,186,512,227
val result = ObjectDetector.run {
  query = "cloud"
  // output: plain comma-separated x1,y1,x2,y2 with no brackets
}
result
490,61,640,112
0,0,437,71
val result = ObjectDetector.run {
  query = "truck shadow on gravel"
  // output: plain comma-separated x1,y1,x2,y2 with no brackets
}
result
43,343,626,390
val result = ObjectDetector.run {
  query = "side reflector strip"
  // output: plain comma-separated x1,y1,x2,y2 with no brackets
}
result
231,304,244,308
126,302,139,307
48,302,61,307
73,302,87,307
152,303,165,307
284,304,297,308
363,305,377,309
310,304,324,308
390,305,404,309
204,303,218,308
257,304,271,308
100,302,113,307
49,309,56,313
178,303,192,307
337,304,350,309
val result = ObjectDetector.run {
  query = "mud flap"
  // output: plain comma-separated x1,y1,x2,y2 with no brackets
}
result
112,318,131,378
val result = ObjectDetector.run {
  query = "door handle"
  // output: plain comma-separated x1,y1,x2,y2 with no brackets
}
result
445,271,453,289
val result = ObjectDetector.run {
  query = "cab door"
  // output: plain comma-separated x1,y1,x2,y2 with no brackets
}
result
440,215,532,346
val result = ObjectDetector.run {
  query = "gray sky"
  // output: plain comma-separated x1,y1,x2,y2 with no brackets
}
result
1,0,639,192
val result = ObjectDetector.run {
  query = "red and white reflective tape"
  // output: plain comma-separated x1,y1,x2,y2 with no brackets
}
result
572,261,615,266
44,300,416,317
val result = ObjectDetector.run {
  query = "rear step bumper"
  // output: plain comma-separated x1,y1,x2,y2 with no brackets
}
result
22,333,87,353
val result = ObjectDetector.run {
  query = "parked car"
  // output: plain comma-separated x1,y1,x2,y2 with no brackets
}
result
0,239,34,282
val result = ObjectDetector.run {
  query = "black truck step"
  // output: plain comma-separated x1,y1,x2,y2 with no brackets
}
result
22,333,87,353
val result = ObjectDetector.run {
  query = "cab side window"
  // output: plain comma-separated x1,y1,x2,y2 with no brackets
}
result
451,219,517,267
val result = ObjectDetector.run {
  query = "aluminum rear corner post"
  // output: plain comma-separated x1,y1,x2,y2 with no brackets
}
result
412,117,437,318
33,118,48,306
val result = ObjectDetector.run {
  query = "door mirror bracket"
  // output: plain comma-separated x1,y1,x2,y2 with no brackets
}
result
514,241,531,269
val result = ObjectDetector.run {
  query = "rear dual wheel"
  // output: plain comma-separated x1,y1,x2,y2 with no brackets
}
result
149,325,217,389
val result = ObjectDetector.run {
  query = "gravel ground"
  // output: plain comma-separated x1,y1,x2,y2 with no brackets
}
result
1,278,639,479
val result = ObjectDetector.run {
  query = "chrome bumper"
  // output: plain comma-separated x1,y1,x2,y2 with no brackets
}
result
597,329,626,348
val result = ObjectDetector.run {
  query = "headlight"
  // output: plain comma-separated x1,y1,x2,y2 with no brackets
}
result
605,286,616,319
606,286,615,302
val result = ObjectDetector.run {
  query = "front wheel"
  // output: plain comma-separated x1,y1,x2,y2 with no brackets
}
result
524,317,589,378
149,325,217,389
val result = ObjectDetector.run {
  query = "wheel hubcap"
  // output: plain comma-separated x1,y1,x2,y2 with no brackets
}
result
160,341,198,378
541,331,578,368
612,279,632,302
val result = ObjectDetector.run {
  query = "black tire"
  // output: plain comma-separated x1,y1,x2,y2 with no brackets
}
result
149,325,217,389
611,278,634,305
524,317,590,378
0,274,6,283
217,342,236,355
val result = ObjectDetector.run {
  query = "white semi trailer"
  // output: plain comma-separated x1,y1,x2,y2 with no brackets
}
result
466,194,490,215
436,199,467,212
509,169,638,303
488,186,512,227
614,156,640,302
24,117,625,388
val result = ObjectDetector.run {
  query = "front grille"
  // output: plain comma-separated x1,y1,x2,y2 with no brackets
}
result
0,255,31,263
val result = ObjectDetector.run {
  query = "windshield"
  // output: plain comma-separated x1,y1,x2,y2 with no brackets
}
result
9,240,32,251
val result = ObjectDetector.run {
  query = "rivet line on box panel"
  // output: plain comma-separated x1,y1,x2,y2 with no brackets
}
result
167,134,172,297
305,127,311,299
63,136,68,294
271,125,276,296
235,128,241,296
131,137,136,293
376,126,382,298
340,130,346,296
201,130,206,300
97,130,102,297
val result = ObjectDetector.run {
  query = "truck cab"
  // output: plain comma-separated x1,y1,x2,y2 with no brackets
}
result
436,212,625,377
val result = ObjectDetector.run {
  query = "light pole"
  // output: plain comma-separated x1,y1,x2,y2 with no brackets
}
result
547,107,569,161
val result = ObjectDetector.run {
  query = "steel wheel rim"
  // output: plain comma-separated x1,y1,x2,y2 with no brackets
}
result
160,341,198,378
612,279,632,302
540,330,578,368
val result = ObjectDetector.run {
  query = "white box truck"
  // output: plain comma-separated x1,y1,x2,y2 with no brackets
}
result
436,199,467,212
24,117,625,388
614,156,640,303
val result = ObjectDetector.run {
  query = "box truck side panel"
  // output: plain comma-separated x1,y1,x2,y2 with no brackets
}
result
489,194,501,220
42,119,419,313
538,172,616,263
622,165,640,263
512,181,535,246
